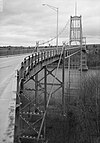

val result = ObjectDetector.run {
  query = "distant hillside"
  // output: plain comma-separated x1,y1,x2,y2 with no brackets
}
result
0,46,34,56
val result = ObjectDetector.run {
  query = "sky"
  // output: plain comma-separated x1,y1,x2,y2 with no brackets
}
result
0,0,100,46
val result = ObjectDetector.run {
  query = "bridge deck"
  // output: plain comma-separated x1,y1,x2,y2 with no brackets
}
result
18,46,81,83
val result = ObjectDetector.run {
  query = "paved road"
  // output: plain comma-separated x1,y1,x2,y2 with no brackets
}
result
0,54,31,143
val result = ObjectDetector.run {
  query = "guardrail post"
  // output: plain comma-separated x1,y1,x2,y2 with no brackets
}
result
35,41,39,52
38,52,39,63
23,58,26,78
24,58,26,67
41,52,43,61
28,56,30,65
20,62,24,79
31,54,33,69
49,50,50,58
35,53,37,65
28,56,30,74
50,51,52,58
46,51,47,60
47,51,49,59
53,50,54,57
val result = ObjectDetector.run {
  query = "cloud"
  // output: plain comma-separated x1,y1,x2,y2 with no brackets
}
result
0,0,99,46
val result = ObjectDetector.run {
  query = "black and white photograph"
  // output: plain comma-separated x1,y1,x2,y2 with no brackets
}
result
0,0,100,143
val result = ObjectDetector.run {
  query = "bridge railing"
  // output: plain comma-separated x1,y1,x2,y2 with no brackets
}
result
18,48,62,80
18,46,81,82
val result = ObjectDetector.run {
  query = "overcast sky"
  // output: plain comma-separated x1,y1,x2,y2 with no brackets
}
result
0,0,100,46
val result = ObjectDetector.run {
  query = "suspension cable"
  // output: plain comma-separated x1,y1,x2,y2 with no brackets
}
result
39,19,69,46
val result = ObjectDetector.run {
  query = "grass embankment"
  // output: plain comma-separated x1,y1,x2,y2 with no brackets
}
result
46,72,100,143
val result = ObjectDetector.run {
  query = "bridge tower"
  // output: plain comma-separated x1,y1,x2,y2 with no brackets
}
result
69,15,88,71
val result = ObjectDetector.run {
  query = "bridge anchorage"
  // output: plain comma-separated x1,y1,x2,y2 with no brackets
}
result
14,14,88,143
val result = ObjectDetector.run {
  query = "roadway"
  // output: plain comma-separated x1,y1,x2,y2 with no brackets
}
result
0,54,31,143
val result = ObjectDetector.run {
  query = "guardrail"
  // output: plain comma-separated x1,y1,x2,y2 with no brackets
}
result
18,48,62,80
18,46,81,83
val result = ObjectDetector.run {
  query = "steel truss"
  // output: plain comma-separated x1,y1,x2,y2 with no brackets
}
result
14,47,65,143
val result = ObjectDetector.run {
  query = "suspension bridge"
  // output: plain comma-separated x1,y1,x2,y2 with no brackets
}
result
14,15,88,143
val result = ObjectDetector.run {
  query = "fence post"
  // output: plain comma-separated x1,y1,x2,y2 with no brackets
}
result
35,53,37,65
28,56,30,74
31,54,33,69
20,62,24,79
35,41,39,52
